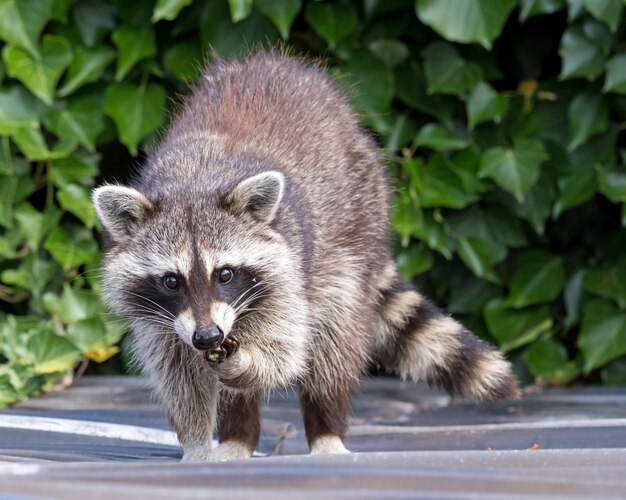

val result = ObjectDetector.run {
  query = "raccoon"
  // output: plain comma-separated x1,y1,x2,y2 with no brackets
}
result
93,52,518,462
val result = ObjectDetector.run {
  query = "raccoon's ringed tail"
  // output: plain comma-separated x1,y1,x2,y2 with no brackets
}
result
375,278,519,401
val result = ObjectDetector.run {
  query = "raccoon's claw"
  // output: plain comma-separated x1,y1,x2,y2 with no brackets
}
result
221,335,240,357
205,336,239,364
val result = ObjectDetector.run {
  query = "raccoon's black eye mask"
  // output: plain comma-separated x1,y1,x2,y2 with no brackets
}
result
150,267,264,311
214,267,266,308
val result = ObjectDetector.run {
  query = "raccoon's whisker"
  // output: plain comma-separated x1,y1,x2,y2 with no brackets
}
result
130,315,174,329
131,319,174,330
230,280,265,309
124,309,176,330
234,292,270,314
125,291,177,317
233,307,272,324
235,306,272,317
125,291,177,320
125,310,174,326
68,268,103,280
234,287,269,308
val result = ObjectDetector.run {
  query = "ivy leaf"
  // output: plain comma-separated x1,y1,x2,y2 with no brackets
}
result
51,0,77,23
391,190,423,245
57,184,97,228
0,364,35,407
1,254,58,299
414,212,454,259
559,19,611,80
416,0,516,49
580,299,626,372
2,319,68,373
479,139,549,202
25,325,81,375
368,39,409,67
58,45,115,97
11,127,50,161
583,257,626,309
152,0,192,22
448,146,490,194
568,91,608,151
14,203,60,249
72,0,117,47
449,275,501,315
583,0,622,33
415,124,470,151
2,35,73,105
507,251,565,308
395,62,455,120
567,0,586,21
564,270,585,329
50,154,98,189
512,175,555,235
104,82,167,155
601,358,626,385
112,25,157,81
525,338,580,384
423,42,483,94
305,2,358,48
597,167,626,203
404,155,477,209
466,82,508,129
228,0,252,22
381,112,418,153
484,298,552,352
163,40,203,81
0,0,52,57
43,284,102,323
66,318,123,362
44,227,99,271
519,0,566,22
603,54,626,94
338,49,393,115
449,206,526,256
458,236,501,282
397,242,433,278
0,86,42,134
255,0,301,39
553,166,595,218
46,97,104,152
200,2,278,58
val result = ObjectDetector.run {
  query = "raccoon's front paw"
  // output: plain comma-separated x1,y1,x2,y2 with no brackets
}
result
205,335,240,364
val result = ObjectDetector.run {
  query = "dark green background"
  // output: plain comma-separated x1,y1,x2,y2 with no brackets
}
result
1,0,626,405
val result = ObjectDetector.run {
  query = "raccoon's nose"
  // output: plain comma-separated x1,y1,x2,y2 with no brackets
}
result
192,325,224,351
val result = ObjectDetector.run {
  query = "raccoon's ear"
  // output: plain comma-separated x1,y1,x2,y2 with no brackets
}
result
227,171,284,224
92,185,152,242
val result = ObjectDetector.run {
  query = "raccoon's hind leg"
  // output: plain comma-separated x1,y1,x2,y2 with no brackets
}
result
214,389,261,460
372,270,519,401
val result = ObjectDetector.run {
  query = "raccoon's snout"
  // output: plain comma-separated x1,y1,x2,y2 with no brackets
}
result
192,325,224,351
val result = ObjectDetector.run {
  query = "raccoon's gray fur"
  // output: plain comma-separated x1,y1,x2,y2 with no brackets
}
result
93,51,518,461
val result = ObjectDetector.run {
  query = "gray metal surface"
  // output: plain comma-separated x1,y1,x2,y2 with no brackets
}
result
0,376,625,498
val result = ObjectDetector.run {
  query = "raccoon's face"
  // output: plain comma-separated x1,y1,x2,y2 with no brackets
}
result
93,171,290,356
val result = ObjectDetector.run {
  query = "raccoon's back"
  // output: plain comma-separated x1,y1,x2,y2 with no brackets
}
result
155,52,392,287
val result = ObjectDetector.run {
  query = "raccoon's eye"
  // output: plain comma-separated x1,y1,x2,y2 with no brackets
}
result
218,268,233,284
163,275,179,290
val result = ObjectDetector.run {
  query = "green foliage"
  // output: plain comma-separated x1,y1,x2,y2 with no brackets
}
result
1,0,626,406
